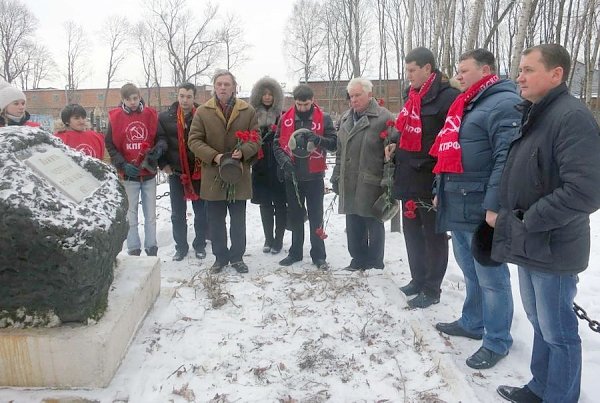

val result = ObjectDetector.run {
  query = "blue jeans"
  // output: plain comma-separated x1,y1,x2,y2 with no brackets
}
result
168,175,207,253
451,230,513,355
518,267,580,403
123,177,157,252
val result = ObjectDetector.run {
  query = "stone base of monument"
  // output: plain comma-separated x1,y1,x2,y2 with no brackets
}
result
0,256,160,388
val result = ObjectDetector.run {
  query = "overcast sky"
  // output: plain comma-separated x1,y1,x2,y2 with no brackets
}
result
28,0,297,93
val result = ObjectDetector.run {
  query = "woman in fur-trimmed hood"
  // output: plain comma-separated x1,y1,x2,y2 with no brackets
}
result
249,77,287,254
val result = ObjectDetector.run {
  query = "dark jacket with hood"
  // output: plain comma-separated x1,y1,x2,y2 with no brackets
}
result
392,71,460,200
435,79,521,233
248,77,286,204
156,101,200,174
492,83,600,274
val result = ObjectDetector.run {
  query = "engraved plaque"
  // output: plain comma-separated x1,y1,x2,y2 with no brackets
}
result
25,148,101,203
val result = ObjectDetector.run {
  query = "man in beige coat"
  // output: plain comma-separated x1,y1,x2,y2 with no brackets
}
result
188,69,258,273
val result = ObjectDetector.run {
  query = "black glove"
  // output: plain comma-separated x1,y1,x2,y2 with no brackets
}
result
124,163,140,177
306,132,321,146
145,145,162,161
282,159,295,176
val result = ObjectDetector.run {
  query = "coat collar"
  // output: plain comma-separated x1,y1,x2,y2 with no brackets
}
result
204,97,249,129
519,83,568,135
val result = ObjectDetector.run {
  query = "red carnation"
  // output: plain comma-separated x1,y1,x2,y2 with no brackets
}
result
257,148,264,160
404,199,417,211
386,119,395,127
270,124,278,132
378,98,385,106
403,210,417,219
379,131,388,140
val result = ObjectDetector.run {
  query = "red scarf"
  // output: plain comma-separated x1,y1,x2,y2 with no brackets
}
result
430,74,500,174
177,105,201,201
279,104,326,173
396,72,436,151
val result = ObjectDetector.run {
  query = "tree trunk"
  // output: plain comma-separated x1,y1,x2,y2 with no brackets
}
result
405,0,414,53
466,0,486,49
510,0,536,79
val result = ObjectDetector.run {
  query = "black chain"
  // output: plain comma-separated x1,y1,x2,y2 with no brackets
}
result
137,191,170,205
156,191,170,200
574,302,600,333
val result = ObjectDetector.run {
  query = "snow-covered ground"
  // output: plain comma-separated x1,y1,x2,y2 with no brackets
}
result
1,173,599,403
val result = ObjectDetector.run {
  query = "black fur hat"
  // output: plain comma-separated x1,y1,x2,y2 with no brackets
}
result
471,221,502,267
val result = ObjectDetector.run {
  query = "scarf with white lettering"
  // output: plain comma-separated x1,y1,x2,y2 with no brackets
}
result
430,74,499,173
395,72,436,151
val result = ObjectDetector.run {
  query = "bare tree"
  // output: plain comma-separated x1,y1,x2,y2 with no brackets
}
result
0,0,37,83
284,0,325,82
64,20,87,103
17,42,56,89
147,0,220,85
340,0,371,77
509,0,537,79
404,0,415,53
135,21,163,108
466,0,486,49
320,0,349,113
217,12,250,71
100,15,130,110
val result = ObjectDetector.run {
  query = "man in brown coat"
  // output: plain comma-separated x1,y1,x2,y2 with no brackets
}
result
188,69,259,273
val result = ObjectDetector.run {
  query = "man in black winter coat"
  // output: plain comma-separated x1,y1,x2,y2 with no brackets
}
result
157,83,208,261
494,44,600,403
273,84,337,270
386,47,460,309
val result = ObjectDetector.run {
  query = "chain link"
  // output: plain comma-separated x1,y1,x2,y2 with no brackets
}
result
574,302,600,333
137,191,170,205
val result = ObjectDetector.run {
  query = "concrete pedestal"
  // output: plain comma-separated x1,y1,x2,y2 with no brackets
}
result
0,256,160,388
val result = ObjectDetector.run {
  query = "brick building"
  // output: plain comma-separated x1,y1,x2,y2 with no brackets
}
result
306,79,405,119
24,85,214,131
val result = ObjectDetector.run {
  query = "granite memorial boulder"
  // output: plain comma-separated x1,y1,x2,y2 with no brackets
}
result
0,126,128,326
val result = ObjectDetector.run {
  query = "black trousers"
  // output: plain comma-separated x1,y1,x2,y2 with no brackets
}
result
346,214,385,269
259,200,287,248
402,199,448,298
168,175,207,254
206,200,246,264
285,178,326,262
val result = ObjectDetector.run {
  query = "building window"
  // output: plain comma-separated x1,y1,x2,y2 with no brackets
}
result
97,93,104,101
53,94,59,102
169,91,177,99
31,94,38,101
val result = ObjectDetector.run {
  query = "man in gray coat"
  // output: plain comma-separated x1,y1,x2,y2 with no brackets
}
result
331,78,395,271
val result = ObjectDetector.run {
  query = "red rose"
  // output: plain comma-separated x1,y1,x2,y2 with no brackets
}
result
386,119,395,127
235,131,245,142
378,98,385,106
404,199,417,211
379,131,388,139
403,210,416,219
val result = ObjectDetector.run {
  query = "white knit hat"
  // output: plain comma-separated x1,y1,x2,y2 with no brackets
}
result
0,79,26,111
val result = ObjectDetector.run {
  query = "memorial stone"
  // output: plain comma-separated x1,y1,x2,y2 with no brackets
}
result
0,126,128,325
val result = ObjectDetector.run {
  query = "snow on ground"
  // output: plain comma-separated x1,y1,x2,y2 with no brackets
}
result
1,174,599,403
